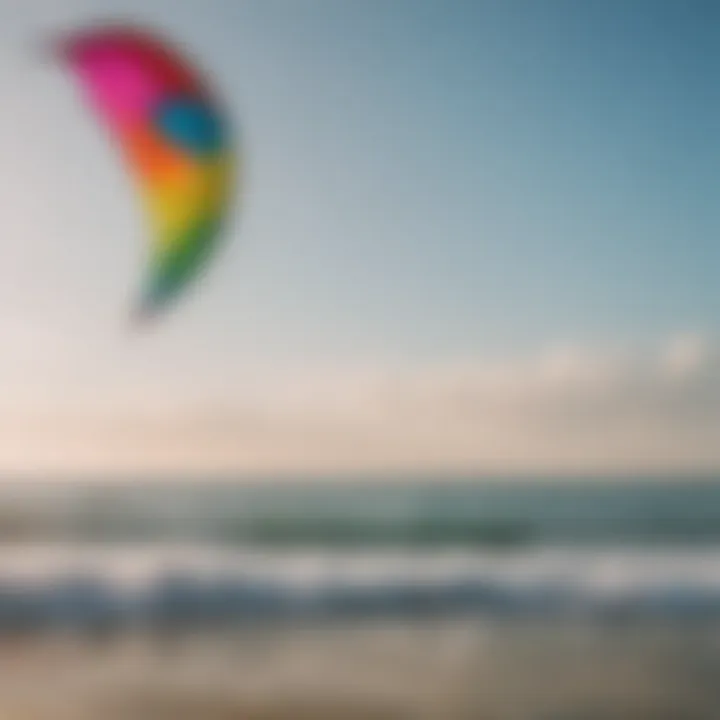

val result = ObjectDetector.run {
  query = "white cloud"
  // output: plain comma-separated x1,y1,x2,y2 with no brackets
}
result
658,333,713,381
0,333,717,477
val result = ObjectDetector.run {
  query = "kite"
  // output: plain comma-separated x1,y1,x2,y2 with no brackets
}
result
52,23,237,322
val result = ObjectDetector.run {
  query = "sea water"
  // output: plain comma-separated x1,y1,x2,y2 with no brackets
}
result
0,476,718,625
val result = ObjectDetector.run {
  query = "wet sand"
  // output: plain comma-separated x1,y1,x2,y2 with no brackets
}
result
0,619,720,718
0,620,720,720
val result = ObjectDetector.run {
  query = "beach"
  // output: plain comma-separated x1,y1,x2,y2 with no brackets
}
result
0,618,719,718
0,479,717,717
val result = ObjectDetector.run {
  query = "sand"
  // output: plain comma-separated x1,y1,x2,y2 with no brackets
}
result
0,619,719,719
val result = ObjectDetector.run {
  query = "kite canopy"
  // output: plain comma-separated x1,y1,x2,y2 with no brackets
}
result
54,23,237,321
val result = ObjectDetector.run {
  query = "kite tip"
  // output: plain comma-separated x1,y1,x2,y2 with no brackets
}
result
129,303,157,332
37,34,72,66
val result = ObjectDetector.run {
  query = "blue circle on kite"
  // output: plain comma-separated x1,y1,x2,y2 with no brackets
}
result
155,97,224,156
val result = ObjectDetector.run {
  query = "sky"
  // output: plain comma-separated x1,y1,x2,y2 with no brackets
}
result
0,0,717,477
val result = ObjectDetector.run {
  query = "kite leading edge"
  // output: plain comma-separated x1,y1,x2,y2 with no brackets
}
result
52,23,237,323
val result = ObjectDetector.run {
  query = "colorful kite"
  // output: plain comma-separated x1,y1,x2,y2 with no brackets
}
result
53,23,237,321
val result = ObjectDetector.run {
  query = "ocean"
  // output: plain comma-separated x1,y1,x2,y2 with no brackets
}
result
0,476,719,626
5,475,720,546
1,477,720,718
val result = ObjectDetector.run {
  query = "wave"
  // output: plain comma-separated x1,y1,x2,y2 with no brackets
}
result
0,544,719,632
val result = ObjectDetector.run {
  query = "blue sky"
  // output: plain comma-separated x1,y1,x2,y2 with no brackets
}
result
0,0,717,475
